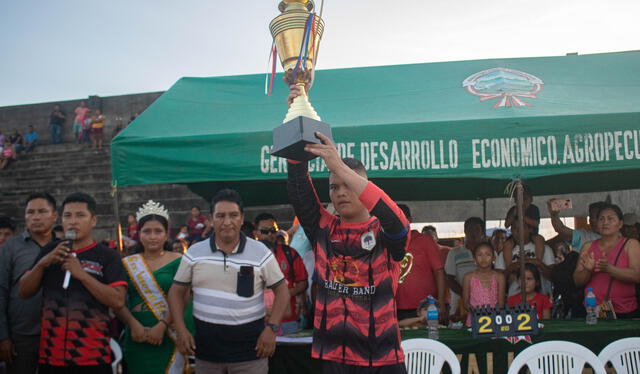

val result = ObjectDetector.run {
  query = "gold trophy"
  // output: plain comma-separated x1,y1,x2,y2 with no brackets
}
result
269,0,333,161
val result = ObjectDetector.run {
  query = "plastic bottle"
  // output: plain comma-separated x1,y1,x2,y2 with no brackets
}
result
426,296,439,339
585,288,597,325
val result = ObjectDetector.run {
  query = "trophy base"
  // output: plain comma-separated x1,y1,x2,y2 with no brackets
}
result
271,116,333,161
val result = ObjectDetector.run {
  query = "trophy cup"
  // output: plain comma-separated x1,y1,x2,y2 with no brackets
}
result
269,0,333,161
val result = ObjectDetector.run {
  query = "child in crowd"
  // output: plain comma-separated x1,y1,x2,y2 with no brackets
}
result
176,225,189,241
463,242,505,326
264,288,291,336
508,263,552,319
91,109,106,151
82,112,92,144
398,298,430,328
126,214,139,241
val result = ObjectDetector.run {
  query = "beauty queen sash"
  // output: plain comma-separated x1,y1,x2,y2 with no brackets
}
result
123,254,186,374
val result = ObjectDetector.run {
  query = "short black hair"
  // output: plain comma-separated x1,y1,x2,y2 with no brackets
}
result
596,203,624,221
241,221,255,237
464,217,485,232
342,157,367,176
0,216,16,232
211,188,243,214
191,206,201,211
422,225,436,232
588,201,608,216
254,212,277,226
62,192,97,215
397,204,411,220
25,192,57,211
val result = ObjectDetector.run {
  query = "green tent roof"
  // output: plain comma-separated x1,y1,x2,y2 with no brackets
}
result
111,51,640,205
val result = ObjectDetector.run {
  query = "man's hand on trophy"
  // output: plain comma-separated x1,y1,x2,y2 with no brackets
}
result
287,84,305,107
304,132,341,171
286,77,314,107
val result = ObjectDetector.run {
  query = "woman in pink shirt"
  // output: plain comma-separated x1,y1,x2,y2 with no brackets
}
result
73,101,90,143
574,204,640,318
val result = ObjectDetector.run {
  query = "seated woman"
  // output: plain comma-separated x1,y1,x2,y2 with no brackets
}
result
573,204,640,318
0,139,17,169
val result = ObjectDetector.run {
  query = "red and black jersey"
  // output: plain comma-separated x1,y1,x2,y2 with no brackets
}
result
287,161,409,367
32,241,127,367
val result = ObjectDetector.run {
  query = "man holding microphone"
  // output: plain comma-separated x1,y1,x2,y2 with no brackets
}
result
19,192,127,374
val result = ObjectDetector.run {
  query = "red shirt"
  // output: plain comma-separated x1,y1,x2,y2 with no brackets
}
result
187,215,207,237
507,292,552,319
396,230,444,309
273,244,308,322
127,223,139,241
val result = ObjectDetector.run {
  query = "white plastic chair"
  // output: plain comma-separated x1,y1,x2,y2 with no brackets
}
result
507,340,607,374
109,338,123,374
598,337,640,374
402,338,461,374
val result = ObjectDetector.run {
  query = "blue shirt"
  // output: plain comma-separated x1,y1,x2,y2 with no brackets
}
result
24,131,38,143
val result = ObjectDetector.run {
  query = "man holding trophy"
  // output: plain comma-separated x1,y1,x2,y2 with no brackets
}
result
270,2,410,372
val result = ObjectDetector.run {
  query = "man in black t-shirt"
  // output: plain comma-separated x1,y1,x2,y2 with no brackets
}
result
19,192,126,374
49,104,66,144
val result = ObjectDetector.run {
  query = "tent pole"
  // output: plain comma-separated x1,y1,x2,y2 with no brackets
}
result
516,181,526,305
111,184,123,253
482,198,487,225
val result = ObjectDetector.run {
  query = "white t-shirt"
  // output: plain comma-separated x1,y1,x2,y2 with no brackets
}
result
495,241,555,296
444,245,477,288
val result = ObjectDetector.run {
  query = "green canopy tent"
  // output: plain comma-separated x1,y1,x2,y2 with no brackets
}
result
111,51,640,206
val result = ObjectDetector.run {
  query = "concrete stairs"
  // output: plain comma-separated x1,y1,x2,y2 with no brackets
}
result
0,143,208,240
0,143,296,241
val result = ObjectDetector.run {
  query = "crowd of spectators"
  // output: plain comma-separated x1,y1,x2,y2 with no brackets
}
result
0,183,638,373
0,102,139,171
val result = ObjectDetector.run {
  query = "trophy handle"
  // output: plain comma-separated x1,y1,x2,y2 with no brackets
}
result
398,252,414,284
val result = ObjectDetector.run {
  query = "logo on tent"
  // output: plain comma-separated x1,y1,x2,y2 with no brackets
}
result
462,68,544,108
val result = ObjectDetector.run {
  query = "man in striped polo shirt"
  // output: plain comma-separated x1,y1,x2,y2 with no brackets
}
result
168,189,290,373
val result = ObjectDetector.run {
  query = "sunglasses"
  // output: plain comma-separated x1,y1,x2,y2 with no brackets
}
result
259,228,277,234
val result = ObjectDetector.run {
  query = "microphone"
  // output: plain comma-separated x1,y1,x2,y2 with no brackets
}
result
62,231,77,290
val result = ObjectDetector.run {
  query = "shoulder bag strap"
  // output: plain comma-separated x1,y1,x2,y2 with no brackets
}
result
605,238,629,300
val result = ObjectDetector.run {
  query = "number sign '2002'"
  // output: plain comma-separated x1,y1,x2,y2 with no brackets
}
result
471,304,539,338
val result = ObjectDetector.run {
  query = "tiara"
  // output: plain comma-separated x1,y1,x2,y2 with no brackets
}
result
136,200,169,222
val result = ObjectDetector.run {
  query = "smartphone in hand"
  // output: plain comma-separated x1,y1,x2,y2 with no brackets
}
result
550,199,572,211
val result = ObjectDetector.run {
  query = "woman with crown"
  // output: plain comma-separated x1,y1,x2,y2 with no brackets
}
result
115,200,194,373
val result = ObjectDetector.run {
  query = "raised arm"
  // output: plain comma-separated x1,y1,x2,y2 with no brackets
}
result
305,132,408,260
547,200,573,243
359,182,409,261
287,160,323,243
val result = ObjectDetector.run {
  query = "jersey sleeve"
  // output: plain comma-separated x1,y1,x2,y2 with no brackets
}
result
287,161,327,246
102,248,127,288
358,182,409,261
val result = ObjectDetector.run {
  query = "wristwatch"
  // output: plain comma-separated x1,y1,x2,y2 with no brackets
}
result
266,322,280,333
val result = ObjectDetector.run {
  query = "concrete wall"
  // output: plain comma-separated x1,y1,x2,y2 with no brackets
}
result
0,92,163,143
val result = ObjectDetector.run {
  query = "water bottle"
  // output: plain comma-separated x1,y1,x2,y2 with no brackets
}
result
585,288,597,325
426,296,439,339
